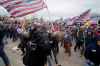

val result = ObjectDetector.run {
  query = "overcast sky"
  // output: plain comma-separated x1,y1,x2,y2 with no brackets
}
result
35,0,100,20
0,0,100,20
44,0,99,16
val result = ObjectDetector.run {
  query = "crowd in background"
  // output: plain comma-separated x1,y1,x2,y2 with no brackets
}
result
0,16,100,66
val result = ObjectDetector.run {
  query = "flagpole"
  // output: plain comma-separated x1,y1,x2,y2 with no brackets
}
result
44,0,51,21
44,0,52,32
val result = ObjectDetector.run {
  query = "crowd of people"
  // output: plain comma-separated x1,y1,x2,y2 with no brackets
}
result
0,16,100,66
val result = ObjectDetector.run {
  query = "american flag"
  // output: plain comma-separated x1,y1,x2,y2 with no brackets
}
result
71,9,91,24
51,23,60,32
79,9,91,20
0,0,47,17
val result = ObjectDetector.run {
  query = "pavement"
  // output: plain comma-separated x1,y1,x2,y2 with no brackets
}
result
0,38,85,66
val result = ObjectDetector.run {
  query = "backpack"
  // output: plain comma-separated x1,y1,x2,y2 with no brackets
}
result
24,30,52,55
23,31,51,65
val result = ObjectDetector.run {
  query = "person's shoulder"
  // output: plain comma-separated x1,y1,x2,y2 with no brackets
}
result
87,43,96,49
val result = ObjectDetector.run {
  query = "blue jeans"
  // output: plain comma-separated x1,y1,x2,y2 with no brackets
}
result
47,56,52,66
0,48,10,66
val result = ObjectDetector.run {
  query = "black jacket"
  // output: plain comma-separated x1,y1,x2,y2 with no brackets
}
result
85,43,100,65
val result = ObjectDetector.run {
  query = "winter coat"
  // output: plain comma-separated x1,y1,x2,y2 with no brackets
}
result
85,43,100,65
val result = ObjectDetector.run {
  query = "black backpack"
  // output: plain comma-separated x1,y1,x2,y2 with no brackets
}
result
23,30,51,66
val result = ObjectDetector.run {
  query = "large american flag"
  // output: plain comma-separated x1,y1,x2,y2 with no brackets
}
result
0,0,47,17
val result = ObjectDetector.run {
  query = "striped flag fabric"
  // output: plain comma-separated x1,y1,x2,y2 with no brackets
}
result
51,23,60,32
0,0,47,17
72,9,91,24
79,9,91,20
